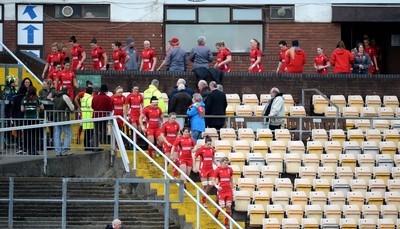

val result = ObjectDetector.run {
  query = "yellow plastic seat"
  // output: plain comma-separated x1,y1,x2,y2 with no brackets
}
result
260,94,271,106
354,119,371,132
299,167,317,184
350,179,368,197
318,166,335,185
302,218,319,229
266,205,284,224
288,141,305,154
309,191,327,210
388,179,400,192
257,178,274,197
366,191,384,208
254,105,266,117
324,106,340,117
214,140,232,154
285,206,303,224
226,93,241,111
321,154,338,171
263,218,280,229
380,141,397,158
238,178,256,196
369,179,387,197
329,129,346,146
383,129,399,146
305,205,323,223
284,153,301,174
306,141,323,156
238,128,255,146
257,129,273,147
373,167,391,185
328,191,346,209
311,129,328,146
377,219,396,229
302,154,319,171
290,106,306,116
383,95,399,111
233,140,251,156
348,95,364,113
347,129,365,147
381,205,398,224
357,155,375,171
385,192,400,210
360,107,378,117
252,190,270,209
234,190,251,212
274,129,291,147
294,179,312,197
324,205,342,222
366,95,382,110
251,140,268,158
373,120,390,132
243,165,261,180
324,141,343,157
219,128,237,146
337,166,354,184
378,107,394,117
271,190,289,207
365,129,382,146
269,140,287,158
283,94,294,116
290,191,308,210
354,167,372,186
262,165,279,181
275,178,292,195
343,107,360,130
248,204,265,228
343,141,361,159
312,95,329,115
339,154,357,171
225,105,235,116
231,165,241,185
340,219,357,229
343,205,361,223
347,191,365,209
229,152,246,171
242,94,259,107
362,205,380,224
330,95,346,114
236,105,253,116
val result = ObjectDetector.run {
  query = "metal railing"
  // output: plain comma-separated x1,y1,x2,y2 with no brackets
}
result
0,41,42,86
117,117,243,229
0,177,184,229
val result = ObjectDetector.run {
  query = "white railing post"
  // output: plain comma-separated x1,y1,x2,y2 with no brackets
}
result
196,189,200,229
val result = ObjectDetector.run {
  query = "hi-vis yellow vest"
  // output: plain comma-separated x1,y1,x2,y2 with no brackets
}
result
81,93,94,129
143,85,166,113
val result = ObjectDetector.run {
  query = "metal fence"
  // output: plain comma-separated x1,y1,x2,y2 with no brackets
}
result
0,177,184,229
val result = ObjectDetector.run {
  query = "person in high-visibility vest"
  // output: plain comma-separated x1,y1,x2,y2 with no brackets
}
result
81,86,94,150
143,79,166,113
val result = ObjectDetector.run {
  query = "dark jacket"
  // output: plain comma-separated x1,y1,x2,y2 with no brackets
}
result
53,90,74,122
169,90,192,115
92,92,113,117
168,85,194,108
205,89,227,128
199,87,210,102
352,52,371,74
11,94,26,119
192,67,224,85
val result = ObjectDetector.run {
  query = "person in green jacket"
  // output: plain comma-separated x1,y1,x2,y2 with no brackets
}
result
81,86,94,150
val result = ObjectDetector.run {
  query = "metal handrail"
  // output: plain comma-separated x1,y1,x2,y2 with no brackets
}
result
116,116,243,229
0,42,42,85
0,177,184,229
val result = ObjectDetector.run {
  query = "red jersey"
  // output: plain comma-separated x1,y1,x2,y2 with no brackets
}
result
216,48,231,72
60,52,67,66
279,47,288,73
195,146,215,171
364,46,377,73
56,70,75,99
249,48,263,72
47,69,60,85
71,44,85,70
113,49,128,71
111,94,125,116
126,93,143,118
92,46,106,70
142,106,162,129
46,52,63,72
214,166,233,190
141,48,156,71
173,136,195,159
285,49,306,73
161,121,180,143
314,54,329,74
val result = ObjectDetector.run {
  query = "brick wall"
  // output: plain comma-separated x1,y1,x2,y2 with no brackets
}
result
28,20,340,74
3,21,17,51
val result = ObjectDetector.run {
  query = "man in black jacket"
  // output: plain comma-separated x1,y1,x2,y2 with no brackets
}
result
205,81,227,130
169,83,192,129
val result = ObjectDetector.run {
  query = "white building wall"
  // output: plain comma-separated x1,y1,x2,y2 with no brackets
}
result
2,0,400,22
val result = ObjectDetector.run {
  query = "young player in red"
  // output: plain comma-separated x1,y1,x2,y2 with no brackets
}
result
213,157,235,228
276,40,288,73
248,38,263,73
125,85,143,131
171,127,196,188
160,112,180,177
55,59,78,99
140,40,157,71
139,96,164,158
364,38,379,74
47,62,62,87
214,41,232,73
69,36,86,71
90,37,108,70
314,46,330,74
111,86,126,129
42,43,63,79
112,41,130,71
193,136,218,207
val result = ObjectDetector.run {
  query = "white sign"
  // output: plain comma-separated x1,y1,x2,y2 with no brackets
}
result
17,23,43,45
17,5,43,22
0,23,3,51
21,49,41,58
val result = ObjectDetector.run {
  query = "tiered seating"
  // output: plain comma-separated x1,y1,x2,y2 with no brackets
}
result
242,94,259,107
330,95,346,114
283,94,294,116
312,95,328,115
226,93,241,111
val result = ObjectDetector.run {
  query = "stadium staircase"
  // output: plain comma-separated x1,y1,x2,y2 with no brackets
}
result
0,177,181,229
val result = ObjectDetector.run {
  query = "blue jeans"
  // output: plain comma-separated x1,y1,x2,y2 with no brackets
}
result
54,124,72,154
191,130,202,143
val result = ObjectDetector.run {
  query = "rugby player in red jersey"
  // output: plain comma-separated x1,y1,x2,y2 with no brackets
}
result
139,96,164,158
42,43,63,79
112,41,130,71
55,58,78,99
111,86,126,129
140,40,157,71
90,37,108,70
125,85,143,131
160,112,180,177
214,41,232,72
248,38,263,73
193,136,218,207
69,36,86,71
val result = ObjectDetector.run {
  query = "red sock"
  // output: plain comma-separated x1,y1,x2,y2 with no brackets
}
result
215,209,220,216
202,196,206,204
184,183,187,189
173,161,180,177
148,147,153,158
224,211,231,225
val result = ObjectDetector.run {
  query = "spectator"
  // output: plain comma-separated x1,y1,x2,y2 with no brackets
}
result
157,40,173,71
92,84,113,150
217,84,223,92
12,86,27,154
112,41,130,71
69,36,86,71
169,78,195,100
2,75,18,118
53,86,74,156
39,79,56,144
169,83,192,129
214,41,232,73
143,79,166,113
74,80,93,144
262,87,285,132
330,40,354,74
20,77,33,90
276,40,288,73
90,37,108,70
314,46,330,74
205,81,227,130
187,93,205,142
21,86,44,155
106,219,121,229
249,38,263,73
189,36,213,70
197,80,210,102
165,38,187,72
139,96,165,158
140,40,157,71
123,37,140,71
284,40,306,73
81,86,94,150
39,79,55,102
352,43,371,74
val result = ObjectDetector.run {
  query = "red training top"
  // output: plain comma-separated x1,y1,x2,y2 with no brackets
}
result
161,121,180,143
142,106,163,129
113,49,128,71
56,69,75,99
195,146,215,171
314,54,329,74
46,52,62,72
285,49,306,73
141,48,157,71
71,44,85,70
279,47,288,73
111,94,125,116
92,46,106,70
214,166,233,191
126,93,143,118
249,48,263,72
330,48,354,74
216,47,231,72
173,136,195,160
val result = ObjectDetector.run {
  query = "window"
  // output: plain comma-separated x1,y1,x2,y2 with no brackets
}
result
165,6,264,53
54,4,109,20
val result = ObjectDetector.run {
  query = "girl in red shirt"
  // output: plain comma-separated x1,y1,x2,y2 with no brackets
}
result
140,40,157,71
125,85,143,129
364,38,379,74
42,43,63,78
112,41,130,71
248,38,263,73
171,127,196,188
161,113,180,177
314,46,330,74
90,37,108,70
69,36,86,71
276,40,288,73
55,59,78,99
193,136,218,207
214,41,232,72
111,86,126,129
285,40,306,73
